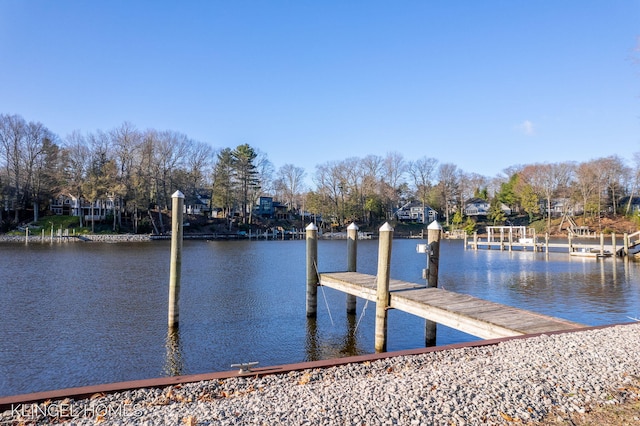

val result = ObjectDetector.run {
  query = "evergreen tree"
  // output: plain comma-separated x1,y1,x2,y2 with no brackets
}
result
212,148,235,222
488,197,506,225
231,144,260,224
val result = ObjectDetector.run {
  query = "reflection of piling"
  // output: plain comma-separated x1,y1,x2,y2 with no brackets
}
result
346,223,358,314
375,222,393,353
425,221,442,346
306,223,318,318
168,190,184,328
163,327,184,376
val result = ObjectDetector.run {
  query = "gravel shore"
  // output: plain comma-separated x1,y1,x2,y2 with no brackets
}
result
0,233,153,243
2,323,639,425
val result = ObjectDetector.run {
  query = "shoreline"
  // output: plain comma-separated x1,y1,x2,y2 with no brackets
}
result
0,233,154,243
1,323,639,425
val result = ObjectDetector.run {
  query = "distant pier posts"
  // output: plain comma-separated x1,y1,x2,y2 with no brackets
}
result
375,222,393,353
600,232,605,256
545,233,550,255
168,190,184,328
346,223,358,314
509,228,513,251
305,223,319,317
568,233,573,253
425,221,442,346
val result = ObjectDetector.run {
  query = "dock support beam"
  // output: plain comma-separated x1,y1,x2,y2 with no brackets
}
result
611,232,616,257
168,190,184,328
375,222,393,353
426,221,442,346
346,223,358,314
306,223,319,317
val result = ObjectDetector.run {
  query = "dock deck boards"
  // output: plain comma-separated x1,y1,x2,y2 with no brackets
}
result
319,272,584,339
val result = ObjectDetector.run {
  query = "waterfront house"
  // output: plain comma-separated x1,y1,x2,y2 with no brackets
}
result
254,196,291,220
50,194,116,222
464,198,512,217
464,198,490,216
394,201,438,223
540,198,582,217
185,193,211,215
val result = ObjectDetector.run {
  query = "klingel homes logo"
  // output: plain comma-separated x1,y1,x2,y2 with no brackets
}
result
5,400,143,423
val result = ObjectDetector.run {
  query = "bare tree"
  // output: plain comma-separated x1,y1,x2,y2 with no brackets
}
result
408,156,438,223
382,151,407,219
573,160,600,218
625,152,640,215
521,162,574,231
276,163,306,213
313,161,346,228
62,131,91,227
436,163,460,226
0,114,26,221
597,155,629,216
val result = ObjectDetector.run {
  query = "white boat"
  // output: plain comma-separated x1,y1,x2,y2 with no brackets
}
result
570,247,612,258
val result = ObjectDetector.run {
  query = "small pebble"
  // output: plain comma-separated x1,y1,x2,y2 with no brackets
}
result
2,323,639,425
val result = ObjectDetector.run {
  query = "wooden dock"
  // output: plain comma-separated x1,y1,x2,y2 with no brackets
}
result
306,222,587,353
465,228,640,257
319,272,584,339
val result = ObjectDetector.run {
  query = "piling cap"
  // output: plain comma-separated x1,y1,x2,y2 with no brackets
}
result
427,221,442,230
379,222,394,232
172,190,185,199
347,222,359,230
306,223,318,231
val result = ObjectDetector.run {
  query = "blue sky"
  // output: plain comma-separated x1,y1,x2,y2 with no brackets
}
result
1,1,639,181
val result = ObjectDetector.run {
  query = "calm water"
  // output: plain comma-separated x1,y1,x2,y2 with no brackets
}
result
1,238,639,396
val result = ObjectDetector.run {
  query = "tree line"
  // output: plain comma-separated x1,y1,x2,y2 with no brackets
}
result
1,113,638,233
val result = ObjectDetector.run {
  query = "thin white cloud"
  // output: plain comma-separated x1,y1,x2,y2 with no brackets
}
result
518,120,535,136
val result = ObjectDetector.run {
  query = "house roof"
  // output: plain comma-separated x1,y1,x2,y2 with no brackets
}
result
464,197,489,205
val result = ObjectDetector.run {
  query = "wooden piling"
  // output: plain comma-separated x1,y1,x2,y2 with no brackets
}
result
473,232,478,251
375,222,393,353
168,190,184,328
305,223,319,318
624,233,629,257
611,233,616,257
545,233,549,255
425,221,442,346
600,232,604,256
346,223,358,315
568,233,573,253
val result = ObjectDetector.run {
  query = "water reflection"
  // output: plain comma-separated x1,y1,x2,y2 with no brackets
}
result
163,327,184,376
340,313,359,356
2,239,640,397
304,318,319,361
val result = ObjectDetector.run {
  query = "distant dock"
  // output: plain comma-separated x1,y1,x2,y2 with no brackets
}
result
464,226,640,258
